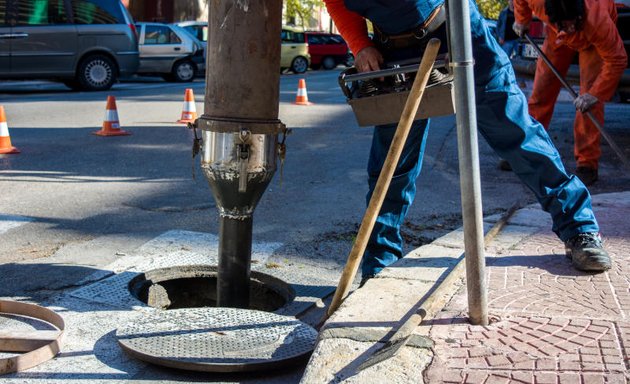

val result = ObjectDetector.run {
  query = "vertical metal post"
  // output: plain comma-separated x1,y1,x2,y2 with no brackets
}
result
446,0,488,325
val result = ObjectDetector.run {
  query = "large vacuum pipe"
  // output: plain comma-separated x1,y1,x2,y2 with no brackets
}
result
446,0,488,325
199,1,285,308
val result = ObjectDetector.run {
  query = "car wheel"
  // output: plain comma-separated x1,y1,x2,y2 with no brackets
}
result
77,54,117,91
322,56,337,70
290,56,308,74
171,60,196,82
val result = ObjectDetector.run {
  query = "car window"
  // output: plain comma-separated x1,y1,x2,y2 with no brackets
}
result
71,0,124,24
281,29,304,44
329,35,344,44
144,25,181,44
16,0,68,25
307,34,323,45
184,25,206,42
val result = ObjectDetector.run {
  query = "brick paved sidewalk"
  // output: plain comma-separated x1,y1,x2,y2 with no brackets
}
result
425,192,630,383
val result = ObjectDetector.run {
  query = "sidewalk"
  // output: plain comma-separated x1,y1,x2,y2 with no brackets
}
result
302,191,630,383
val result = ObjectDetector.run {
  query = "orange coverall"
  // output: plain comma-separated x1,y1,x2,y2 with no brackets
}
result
513,0,627,169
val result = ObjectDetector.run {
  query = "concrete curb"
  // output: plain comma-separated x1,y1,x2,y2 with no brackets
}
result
299,202,560,383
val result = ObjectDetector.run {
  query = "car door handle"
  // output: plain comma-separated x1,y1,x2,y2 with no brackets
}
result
174,47,181,51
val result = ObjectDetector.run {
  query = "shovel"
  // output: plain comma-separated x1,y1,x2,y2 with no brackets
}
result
355,201,521,371
320,38,443,324
523,33,630,172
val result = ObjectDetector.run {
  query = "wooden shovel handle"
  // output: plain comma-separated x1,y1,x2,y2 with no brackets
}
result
324,39,442,321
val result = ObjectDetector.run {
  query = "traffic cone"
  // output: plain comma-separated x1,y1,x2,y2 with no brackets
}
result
93,96,131,136
177,88,197,123
0,106,20,154
294,79,313,105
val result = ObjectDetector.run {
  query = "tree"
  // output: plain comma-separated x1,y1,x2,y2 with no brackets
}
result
285,0,323,27
477,0,508,19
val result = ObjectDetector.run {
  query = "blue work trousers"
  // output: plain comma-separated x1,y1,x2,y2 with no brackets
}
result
362,0,598,276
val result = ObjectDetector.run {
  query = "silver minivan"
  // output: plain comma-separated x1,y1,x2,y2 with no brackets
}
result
135,22,204,82
0,0,139,91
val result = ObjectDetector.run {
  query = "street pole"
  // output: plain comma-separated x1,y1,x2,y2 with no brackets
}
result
446,0,488,325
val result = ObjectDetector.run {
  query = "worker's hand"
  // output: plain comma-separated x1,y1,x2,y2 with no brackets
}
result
512,21,529,37
574,93,598,112
355,46,383,73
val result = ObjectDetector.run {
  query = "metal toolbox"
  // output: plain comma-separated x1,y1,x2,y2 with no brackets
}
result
338,62,456,127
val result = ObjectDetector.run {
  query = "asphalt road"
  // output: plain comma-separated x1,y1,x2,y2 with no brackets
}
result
1,71,630,287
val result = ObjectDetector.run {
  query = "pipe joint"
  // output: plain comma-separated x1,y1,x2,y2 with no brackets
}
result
198,115,286,135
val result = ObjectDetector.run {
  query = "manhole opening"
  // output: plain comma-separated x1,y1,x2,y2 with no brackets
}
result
128,265,295,312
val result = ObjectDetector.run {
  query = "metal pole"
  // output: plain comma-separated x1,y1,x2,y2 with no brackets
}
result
446,0,488,325
217,217,253,308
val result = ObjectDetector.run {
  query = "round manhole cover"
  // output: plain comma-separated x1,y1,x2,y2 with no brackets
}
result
116,307,318,372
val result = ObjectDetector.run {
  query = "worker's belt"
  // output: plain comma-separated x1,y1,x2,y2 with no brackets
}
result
374,5,446,50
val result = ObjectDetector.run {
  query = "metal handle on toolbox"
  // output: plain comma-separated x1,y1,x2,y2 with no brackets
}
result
338,59,447,99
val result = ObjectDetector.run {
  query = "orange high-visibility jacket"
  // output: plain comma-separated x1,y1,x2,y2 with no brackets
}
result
513,0,627,101
324,0,374,56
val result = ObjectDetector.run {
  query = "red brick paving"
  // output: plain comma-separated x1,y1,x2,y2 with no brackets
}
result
425,199,630,383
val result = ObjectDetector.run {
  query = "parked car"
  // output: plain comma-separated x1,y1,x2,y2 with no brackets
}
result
510,4,630,101
0,0,139,91
281,26,311,74
135,22,204,82
304,31,352,70
174,21,207,49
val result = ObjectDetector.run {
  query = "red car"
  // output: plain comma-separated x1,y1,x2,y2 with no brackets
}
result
304,31,354,70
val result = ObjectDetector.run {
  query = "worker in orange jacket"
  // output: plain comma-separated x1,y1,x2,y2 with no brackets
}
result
513,0,627,185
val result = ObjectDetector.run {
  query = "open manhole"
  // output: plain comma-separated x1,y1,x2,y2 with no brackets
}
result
128,265,295,312
119,265,318,372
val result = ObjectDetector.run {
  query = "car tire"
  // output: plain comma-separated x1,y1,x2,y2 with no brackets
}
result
76,54,117,91
290,56,308,74
170,60,196,82
321,56,337,70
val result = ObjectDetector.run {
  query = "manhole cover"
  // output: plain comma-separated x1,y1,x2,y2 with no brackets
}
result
116,307,318,372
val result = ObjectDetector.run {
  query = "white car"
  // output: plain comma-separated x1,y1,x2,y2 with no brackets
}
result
135,22,205,82
174,21,208,49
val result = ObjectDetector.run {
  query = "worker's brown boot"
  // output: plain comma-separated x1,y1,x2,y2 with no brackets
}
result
565,232,611,272
575,166,598,186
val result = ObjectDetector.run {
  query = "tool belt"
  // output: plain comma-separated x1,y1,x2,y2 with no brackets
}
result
374,5,446,50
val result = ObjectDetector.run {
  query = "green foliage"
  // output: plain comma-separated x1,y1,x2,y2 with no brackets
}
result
476,0,508,19
285,0,324,27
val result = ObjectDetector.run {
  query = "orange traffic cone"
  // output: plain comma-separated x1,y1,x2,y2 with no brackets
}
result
177,88,197,123
0,106,20,154
294,79,313,105
93,96,131,136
